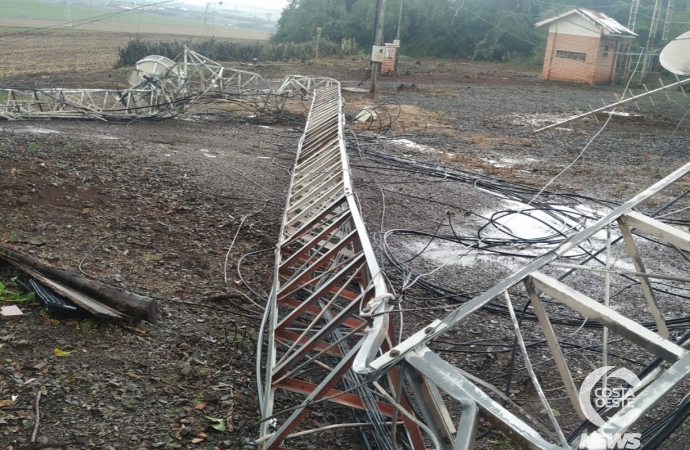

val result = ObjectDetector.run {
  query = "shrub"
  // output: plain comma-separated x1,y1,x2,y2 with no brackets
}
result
116,37,343,67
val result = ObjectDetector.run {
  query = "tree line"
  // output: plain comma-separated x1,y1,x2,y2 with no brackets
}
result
272,0,690,61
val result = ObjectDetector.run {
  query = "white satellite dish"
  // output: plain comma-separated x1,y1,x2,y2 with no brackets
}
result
127,55,179,88
660,30,690,76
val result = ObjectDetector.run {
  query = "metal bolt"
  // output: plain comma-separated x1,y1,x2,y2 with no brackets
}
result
424,326,435,335
389,349,400,357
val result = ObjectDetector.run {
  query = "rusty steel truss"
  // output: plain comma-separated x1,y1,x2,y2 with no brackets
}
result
260,78,690,449
257,81,427,450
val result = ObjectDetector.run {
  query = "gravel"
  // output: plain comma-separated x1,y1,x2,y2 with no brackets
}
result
2,76,690,449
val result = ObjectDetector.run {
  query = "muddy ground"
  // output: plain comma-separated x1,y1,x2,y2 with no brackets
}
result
3,41,690,449
0,118,298,450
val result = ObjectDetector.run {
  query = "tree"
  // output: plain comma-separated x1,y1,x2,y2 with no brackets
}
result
272,0,690,62
273,0,349,43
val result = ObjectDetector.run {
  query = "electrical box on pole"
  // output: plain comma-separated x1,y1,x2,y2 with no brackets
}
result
371,46,385,62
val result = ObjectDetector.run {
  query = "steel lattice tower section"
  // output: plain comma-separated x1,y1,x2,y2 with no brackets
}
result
619,0,640,79
661,0,675,44
257,83,429,450
258,83,690,450
363,162,690,450
0,48,316,121
257,107,690,449
642,0,665,77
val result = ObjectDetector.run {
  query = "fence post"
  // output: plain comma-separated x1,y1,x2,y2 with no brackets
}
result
316,27,322,60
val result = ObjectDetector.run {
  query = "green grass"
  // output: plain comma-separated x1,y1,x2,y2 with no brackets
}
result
0,26,28,32
1,0,121,21
0,279,35,303
0,0,222,29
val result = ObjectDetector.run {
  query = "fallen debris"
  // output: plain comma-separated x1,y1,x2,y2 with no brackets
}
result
0,244,158,323
0,304,23,320
342,86,368,93
594,111,645,122
354,108,379,123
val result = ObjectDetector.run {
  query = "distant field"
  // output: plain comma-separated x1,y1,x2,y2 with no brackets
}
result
0,27,268,79
1,0,230,27
0,0,271,37
0,0,271,79
0,17,270,39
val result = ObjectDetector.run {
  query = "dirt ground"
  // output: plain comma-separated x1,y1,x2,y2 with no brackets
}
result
0,117,301,450
4,28,690,450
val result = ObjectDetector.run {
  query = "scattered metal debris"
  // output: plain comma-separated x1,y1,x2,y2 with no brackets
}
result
257,76,690,449
0,304,23,320
0,48,336,122
257,81,425,449
534,76,690,133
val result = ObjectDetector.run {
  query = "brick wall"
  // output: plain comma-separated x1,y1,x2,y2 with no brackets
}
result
542,32,607,84
380,44,398,76
592,37,618,84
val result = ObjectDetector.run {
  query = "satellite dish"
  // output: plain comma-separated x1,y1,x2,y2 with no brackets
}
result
660,30,690,76
127,55,179,88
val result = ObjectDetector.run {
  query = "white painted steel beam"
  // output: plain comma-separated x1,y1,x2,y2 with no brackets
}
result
362,163,690,450
621,210,690,253
529,272,685,362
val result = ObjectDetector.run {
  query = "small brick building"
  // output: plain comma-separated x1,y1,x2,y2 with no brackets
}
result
376,40,400,76
536,9,637,85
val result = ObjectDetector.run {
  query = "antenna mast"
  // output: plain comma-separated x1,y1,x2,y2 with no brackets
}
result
619,0,640,79
661,0,675,44
642,0,664,78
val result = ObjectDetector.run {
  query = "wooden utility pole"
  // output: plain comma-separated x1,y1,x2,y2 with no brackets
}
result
316,27,322,60
394,0,403,74
370,0,386,96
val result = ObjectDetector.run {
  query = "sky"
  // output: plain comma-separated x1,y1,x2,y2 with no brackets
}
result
179,0,289,11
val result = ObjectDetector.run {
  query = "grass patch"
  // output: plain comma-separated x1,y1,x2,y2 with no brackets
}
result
0,278,35,303
142,254,163,263
0,0,205,28
117,37,343,67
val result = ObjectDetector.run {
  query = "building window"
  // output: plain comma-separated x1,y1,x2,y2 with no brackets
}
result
603,44,610,57
556,50,587,61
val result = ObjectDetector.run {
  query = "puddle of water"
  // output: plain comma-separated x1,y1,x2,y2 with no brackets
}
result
390,139,438,153
478,198,611,247
403,199,613,272
484,159,510,168
0,126,61,135
508,112,578,128
199,148,218,158
25,126,60,134
406,239,525,272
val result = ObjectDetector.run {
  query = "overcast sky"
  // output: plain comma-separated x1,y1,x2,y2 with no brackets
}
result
180,0,289,11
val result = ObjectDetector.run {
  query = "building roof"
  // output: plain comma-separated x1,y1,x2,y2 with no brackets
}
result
535,8,638,37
